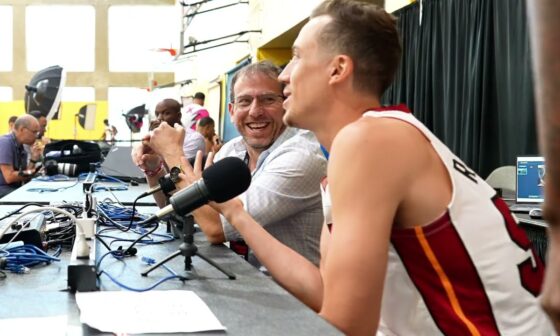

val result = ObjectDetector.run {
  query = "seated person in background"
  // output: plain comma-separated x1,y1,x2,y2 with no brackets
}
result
157,1,552,334
182,92,210,130
0,115,43,198
29,110,50,146
196,116,222,154
132,98,205,206
145,61,327,267
8,116,17,132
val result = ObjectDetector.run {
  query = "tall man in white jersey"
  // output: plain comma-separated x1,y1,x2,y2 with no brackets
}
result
146,0,553,334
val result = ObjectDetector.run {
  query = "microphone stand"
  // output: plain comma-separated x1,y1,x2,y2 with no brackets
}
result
141,214,236,280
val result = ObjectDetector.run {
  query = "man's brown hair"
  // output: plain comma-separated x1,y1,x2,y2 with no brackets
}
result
311,0,402,96
229,61,284,102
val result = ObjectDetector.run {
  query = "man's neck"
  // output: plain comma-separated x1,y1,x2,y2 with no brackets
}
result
245,146,265,172
313,96,381,152
11,131,23,145
243,128,286,171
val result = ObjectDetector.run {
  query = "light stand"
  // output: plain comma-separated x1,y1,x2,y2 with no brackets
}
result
141,214,235,280
74,114,79,140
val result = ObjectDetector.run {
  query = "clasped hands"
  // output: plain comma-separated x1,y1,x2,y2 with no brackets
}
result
131,122,184,172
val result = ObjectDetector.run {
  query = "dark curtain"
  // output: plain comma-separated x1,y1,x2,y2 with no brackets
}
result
382,0,537,178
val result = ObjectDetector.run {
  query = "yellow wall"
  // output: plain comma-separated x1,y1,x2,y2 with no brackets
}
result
385,0,416,13
0,102,26,134
0,101,108,140
256,48,293,66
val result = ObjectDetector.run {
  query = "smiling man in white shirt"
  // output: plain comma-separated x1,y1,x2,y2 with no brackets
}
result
144,61,327,267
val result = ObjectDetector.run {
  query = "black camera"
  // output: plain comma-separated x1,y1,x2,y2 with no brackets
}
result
44,159,78,177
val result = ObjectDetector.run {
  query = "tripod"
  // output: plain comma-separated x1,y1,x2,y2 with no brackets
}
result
141,214,236,280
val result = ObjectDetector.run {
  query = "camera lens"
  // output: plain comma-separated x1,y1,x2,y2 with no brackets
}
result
44,160,58,176
44,160,78,176
58,163,77,176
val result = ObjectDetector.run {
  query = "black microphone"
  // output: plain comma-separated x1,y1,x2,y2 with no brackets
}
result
140,155,209,197
140,170,180,197
152,157,251,220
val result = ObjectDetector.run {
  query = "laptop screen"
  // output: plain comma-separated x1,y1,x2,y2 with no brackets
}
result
100,146,146,182
516,156,545,203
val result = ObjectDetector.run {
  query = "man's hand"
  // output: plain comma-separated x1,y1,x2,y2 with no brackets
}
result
211,135,223,154
30,141,43,161
180,152,243,219
132,134,162,172
177,150,212,188
179,152,231,244
149,119,162,131
148,122,185,163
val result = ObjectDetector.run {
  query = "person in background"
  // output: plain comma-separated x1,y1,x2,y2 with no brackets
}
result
166,1,551,334
132,98,205,207
28,110,50,148
145,61,327,268
527,1,560,332
102,118,118,145
28,111,47,138
182,92,210,130
196,116,222,154
0,115,42,198
8,116,17,132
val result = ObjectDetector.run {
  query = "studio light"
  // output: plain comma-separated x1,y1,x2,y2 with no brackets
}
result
25,65,66,121
77,104,97,130
123,104,147,133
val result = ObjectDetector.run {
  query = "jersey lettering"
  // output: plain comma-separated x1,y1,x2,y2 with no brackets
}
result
453,159,478,183
494,197,544,296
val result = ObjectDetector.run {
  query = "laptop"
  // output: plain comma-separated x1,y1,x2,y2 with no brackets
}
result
99,146,146,183
509,156,545,213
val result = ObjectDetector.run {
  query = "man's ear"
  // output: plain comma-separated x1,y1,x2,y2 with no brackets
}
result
328,55,354,85
228,103,235,118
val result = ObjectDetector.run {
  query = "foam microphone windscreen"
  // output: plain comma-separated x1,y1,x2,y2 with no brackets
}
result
202,157,251,202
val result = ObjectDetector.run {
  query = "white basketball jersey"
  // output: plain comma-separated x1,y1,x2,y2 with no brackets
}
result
323,106,552,335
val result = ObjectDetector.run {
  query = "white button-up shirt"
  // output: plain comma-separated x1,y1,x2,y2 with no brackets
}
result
214,128,327,266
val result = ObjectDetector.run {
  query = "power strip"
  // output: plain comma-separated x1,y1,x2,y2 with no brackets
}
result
82,172,97,192
67,221,98,292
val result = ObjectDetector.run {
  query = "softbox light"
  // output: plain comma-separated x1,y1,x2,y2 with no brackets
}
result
25,65,66,121
123,104,147,133
77,104,97,130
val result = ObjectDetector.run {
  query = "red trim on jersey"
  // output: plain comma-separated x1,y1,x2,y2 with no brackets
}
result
493,197,544,296
391,213,500,336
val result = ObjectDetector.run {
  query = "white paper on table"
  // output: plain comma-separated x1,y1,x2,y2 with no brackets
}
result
76,290,226,334
0,315,68,335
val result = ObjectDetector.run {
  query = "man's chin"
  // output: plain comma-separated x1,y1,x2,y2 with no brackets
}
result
249,142,273,150
283,111,299,128
243,137,273,150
